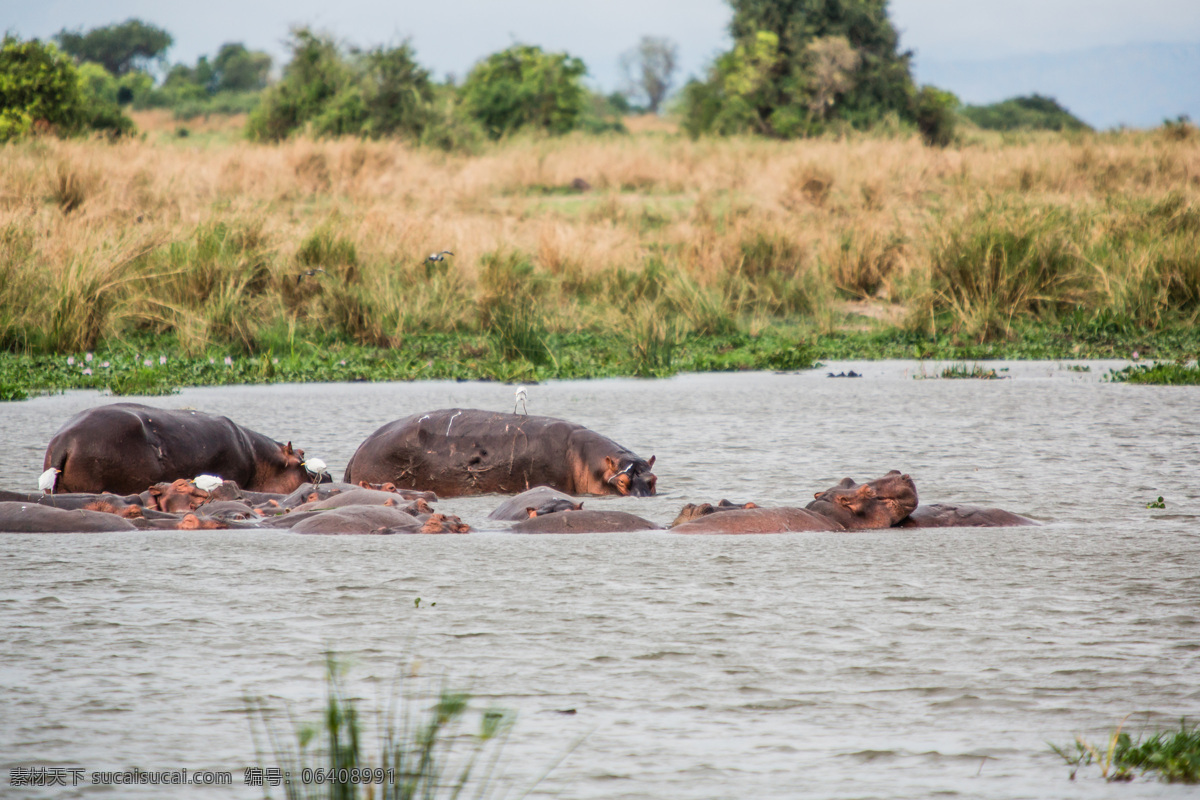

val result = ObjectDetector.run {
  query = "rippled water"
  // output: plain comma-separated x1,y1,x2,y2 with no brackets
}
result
2,362,1198,799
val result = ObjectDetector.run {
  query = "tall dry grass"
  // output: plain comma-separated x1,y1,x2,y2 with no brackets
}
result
1,123,1198,354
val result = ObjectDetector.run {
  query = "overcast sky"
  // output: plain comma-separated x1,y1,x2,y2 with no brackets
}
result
7,1,1200,96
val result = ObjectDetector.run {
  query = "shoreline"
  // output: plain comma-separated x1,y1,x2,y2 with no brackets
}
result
4,323,1197,400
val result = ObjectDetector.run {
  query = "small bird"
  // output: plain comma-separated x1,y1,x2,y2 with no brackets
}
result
303,458,329,482
38,468,60,495
514,385,528,415
193,474,223,492
296,268,325,284
425,250,454,263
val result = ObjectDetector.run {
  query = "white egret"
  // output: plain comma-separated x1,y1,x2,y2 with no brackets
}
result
193,474,224,492
303,458,329,482
38,468,60,495
514,385,528,414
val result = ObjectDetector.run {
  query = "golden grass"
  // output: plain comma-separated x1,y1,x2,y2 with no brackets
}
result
1,124,1198,353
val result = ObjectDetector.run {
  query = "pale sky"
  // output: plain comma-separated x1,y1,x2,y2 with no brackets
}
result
5,1,1200,121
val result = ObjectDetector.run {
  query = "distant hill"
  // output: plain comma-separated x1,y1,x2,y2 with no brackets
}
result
913,42,1200,130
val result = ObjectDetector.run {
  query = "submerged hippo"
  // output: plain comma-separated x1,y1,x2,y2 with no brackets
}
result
289,505,466,535
44,403,314,496
509,509,661,533
806,471,918,529
897,503,1039,528
671,499,757,527
488,486,583,521
344,409,657,498
670,506,843,534
0,502,138,533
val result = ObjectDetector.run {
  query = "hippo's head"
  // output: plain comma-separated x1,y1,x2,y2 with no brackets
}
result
259,442,310,494
603,455,657,497
809,471,918,529
146,479,210,513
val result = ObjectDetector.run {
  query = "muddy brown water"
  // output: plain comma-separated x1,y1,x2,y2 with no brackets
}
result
2,362,1198,799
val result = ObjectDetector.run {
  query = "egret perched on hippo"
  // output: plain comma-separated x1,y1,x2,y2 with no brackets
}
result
344,409,657,497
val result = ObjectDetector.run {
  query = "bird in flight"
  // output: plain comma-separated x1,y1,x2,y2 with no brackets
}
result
296,268,325,284
425,250,454,263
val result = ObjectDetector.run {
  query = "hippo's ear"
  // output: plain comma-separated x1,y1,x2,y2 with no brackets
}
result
284,442,294,455
575,501,584,510
646,455,656,469
526,507,538,518
604,455,619,473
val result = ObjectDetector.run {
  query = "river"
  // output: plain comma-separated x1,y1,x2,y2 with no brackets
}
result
1,362,1198,798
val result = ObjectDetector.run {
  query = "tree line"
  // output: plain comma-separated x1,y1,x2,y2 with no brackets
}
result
1,3,1091,146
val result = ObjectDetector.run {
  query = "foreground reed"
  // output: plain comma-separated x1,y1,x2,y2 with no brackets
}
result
246,653,561,800
1052,718,1200,783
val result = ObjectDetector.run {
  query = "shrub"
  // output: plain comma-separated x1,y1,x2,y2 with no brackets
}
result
914,86,958,147
0,36,85,141
462,45,588,139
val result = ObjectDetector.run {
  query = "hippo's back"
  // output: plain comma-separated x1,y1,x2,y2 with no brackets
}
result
344,409,585,496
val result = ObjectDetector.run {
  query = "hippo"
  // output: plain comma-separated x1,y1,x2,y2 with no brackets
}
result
671,499,757,527
43,403,313,496
0,502,138,533
806,471,919,529
896,504,1039,528
289,505,427,535
488,486,583,521
288,487,421,514
509,509,661,533
670,506,843,534
143,479,211,513
343,409,657,498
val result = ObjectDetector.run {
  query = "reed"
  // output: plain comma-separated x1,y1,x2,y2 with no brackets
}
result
1,120,1198,373
1052,717,1200,783
246,653,525,800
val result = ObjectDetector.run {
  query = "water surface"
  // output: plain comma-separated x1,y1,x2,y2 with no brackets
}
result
2,362,1198,798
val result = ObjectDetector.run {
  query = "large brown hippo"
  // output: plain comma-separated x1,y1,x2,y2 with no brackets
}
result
344,409,657,498
897,504,1039,527
509,509,661,533
806,471,918,529
43,403,313,496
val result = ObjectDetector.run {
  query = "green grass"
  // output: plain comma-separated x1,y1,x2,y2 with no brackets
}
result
4,319,1200,399
940,363,1002,379
1107,363,1200,385
1053,718,1200,783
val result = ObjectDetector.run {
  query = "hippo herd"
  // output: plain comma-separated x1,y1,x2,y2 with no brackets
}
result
0,402,1037,534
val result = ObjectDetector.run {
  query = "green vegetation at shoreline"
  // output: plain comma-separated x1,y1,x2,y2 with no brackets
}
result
1053,718,1200,783
3,321,1196,400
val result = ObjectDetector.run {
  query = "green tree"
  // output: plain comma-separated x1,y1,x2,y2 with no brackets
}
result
0,36,84,140
684,0,915,137
246,28,436,142
213,43,272,92
0,36,133,141
54,18,172,76
247,28,352,141
360,42,434,137
461,45,588,139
